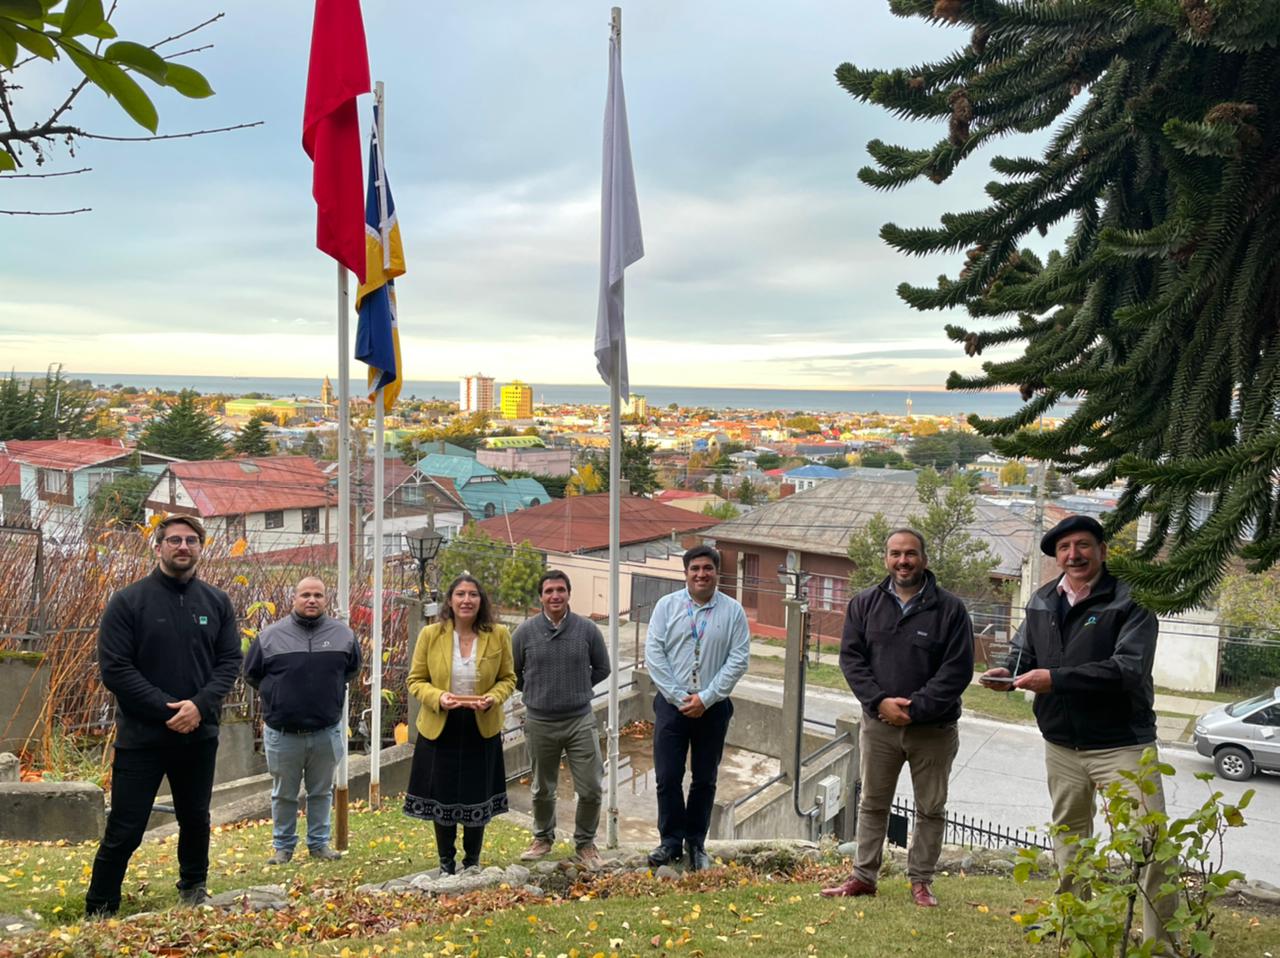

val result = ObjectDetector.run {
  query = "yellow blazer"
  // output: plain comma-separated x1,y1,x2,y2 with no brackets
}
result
408,621,516,740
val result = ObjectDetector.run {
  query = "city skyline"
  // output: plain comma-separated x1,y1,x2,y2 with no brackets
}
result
2,2,1060,390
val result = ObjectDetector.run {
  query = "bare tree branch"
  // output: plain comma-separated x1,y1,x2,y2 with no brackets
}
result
162,44,215,61
0,119,263,146
151,13,225,51
0,167,92,179
0,207,92,216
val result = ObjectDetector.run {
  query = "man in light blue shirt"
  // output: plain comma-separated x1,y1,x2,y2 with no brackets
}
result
644,545,750,871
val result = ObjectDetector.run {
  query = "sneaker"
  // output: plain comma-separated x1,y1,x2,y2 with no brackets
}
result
266,848,293,865
574,844,603,869
177,884,210,907
309,846,343,861
520,837,554,861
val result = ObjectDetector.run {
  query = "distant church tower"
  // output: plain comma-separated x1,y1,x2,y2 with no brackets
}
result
321,376,334,406
906,395,913,418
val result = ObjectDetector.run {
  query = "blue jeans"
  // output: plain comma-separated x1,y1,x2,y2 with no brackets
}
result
264,724,343,853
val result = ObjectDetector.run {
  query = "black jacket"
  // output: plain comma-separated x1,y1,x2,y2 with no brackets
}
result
97,568,242,748
840,570,975,725
1006,569,1157,750
243,612,361,731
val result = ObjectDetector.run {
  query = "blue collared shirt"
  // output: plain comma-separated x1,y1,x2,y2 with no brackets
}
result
888,579,923,616
645,587,750,707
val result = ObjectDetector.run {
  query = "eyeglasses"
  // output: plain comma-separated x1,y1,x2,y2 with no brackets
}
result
162,535,202,547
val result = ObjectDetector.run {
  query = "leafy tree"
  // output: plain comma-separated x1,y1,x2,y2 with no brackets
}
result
498,540,544,611
1043,467,1075,498
139,389,225,460
89,451,153,525
998,461,1028,487
497,469,569,500
839,3,1280,610
909,419,940,438
784,415,822,434
1216,570,1280,694
396,411,492,462
846,467,1000,598
701,500,740,521
754,451,782,471
711,475,724,498
736,476,756,505
437,525,504,597
860,448,908,469
906,432,992,469
847,512,893,591
0,368,96,439
299,431,322,459
566,462,605,497
231,413,273,457
0,2,218,180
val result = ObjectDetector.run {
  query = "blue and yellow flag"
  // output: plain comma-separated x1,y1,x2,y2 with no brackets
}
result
355,105,405,412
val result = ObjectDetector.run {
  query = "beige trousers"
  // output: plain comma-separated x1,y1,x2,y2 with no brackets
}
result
1044,740,1177,946
854,717,959,884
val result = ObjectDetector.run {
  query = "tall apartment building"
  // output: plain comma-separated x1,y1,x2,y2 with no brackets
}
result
459,373,496,413
500,380,534,419
623,393,648,419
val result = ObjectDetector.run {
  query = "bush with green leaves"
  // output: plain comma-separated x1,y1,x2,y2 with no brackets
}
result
1014,751,1252,957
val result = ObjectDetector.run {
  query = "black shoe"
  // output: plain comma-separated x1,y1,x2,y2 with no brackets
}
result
177,883,210,907
461,857,480,872
686,844,711,872
647,844,682,868
84,901,118,920
439,859,456,875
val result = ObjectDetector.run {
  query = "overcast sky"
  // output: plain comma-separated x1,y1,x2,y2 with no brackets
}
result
1,1,1054,390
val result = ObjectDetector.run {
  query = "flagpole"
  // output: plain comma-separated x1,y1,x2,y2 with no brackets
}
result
605,4,623,852
368,79,387,811
335,263,352,849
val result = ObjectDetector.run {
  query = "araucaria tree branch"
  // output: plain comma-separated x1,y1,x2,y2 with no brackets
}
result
840,1,1280,611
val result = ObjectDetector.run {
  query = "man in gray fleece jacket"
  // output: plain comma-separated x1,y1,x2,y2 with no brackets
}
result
512,570,611,866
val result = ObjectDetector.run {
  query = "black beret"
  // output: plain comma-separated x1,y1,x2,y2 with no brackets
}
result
1040,514,1106,556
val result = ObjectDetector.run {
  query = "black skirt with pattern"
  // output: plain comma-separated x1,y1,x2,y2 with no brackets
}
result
403,709,508,826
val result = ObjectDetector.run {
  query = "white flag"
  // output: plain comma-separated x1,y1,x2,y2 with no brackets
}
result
595,25,644,400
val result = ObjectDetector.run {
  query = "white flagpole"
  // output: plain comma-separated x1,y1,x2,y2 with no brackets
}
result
605,4,623,852
368,79,387,810
334,262,352,849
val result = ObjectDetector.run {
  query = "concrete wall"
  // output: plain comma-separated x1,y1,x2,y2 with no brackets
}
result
0,650,47,754
1154,606,1220,693
549,552,686,621
0,781,104,842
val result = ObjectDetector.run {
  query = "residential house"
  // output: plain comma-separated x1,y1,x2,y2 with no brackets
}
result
144,457,338,555
782,464,842,492
7,438,175,541
704,473,1036,643
322,459,467,558
652,489,726,515
475,435,572,477
474,493,717,620
415,452,549,521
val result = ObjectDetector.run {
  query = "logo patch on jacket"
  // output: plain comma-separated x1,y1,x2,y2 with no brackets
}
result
198,615,209,625
917,631,928,637
1084,615,1097,627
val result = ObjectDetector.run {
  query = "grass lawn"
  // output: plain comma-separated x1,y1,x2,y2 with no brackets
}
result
3,804,1279,958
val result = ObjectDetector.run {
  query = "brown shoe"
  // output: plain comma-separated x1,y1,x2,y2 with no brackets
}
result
574,844,603,869
911,881,938,907
520,838,554,861
820,876,877,898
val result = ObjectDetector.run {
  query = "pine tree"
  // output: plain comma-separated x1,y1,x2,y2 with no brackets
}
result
840,2,1280,610
0,369,97,440
232,414,273,457
140,390,226,460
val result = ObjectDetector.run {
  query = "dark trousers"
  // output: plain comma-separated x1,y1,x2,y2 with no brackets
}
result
433,822,485,869
652,694,733,851
85,738,219,915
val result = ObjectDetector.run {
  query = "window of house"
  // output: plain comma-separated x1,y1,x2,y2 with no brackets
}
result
265,510,284,530
483,502,496,518
302,508,320,533
811,574,848,612
168,474,177,505
227,514,246,540
38,468,68,496
402,483,423,504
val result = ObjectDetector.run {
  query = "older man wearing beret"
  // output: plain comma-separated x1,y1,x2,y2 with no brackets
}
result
980,515,1175,947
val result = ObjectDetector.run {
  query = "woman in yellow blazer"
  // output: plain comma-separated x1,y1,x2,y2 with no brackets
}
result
403,574,516,873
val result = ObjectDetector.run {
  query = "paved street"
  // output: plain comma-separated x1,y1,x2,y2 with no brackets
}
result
735,674,1280,885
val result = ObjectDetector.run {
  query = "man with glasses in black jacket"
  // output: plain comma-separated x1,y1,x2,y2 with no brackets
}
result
85,514,241,917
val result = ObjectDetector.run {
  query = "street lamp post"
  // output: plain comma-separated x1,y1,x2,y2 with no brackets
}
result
404,526,445,601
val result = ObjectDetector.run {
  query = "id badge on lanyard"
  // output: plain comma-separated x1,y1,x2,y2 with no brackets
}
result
686,600,709,690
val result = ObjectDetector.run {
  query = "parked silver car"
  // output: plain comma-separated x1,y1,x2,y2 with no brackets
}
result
1193,687,1280,781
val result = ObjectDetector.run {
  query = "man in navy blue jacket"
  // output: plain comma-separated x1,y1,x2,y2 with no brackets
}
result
85,515,241,917
244,576,360,864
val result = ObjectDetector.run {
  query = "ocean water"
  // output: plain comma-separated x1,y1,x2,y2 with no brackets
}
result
36,372,1027,418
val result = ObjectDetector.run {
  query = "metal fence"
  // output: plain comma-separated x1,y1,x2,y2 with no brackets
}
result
884,791,1051,852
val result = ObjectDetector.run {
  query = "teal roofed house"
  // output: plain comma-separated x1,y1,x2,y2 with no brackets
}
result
414,452,549,520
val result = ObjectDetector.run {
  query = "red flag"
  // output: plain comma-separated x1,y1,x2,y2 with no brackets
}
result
302,0,371,282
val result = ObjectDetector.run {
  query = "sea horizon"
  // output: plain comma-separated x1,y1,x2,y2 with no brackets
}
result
21,371,1033,418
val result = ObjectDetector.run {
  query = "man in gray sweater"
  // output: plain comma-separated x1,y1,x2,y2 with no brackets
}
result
513,570,611,867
